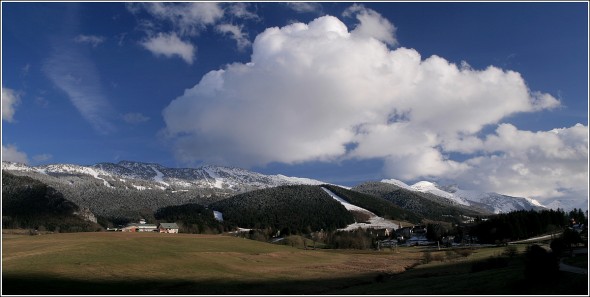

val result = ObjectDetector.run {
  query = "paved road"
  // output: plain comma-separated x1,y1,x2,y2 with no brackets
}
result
560,260,588,274
559,248,588,275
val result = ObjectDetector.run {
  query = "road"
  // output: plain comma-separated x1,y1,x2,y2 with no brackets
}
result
559,248,588,275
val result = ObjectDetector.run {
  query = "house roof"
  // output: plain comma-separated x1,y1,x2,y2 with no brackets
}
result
138,224,157,228
159,223,179,229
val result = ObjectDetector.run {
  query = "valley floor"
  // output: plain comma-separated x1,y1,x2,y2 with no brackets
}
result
2,231,588,295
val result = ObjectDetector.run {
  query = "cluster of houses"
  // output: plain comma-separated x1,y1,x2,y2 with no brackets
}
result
372,224,462,247
107,219,179,233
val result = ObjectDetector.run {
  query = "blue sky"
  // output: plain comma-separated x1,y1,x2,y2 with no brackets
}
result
2,2,588,209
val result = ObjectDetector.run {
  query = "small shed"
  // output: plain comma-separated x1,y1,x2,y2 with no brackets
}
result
159,222,179,233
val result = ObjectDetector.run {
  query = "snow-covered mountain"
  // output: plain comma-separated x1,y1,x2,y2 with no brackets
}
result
2,160,332,218
2,160,326,192
381,178,546,214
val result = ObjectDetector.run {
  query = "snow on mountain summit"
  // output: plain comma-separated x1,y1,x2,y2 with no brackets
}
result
2,160,327,193
380,177,547,214
380,178,412,189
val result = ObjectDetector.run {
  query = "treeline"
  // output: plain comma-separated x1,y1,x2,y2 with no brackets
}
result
154,203,234,234
211,185,354,235
470,209,569,243
322,185,421,223
2,171,101,232
353,182,485,223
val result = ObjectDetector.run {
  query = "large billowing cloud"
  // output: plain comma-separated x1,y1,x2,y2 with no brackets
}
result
162,7,586,206
456,124,588,198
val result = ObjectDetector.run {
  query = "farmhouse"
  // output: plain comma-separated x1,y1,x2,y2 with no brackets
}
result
159,222,179,233
121,223,138,232
121,219,158,232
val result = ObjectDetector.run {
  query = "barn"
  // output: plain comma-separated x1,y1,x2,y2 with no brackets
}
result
159,222,179,233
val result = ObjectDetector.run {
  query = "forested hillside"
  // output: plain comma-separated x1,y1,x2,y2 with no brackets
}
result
211,185,354,234
2,171,101,232
154,203,231,233
353,182,487,223
322,185,422,224
2,170,226,220
470,209,569,243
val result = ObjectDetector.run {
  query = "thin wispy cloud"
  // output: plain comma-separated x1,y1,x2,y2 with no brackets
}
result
74,34,106,47
44,43,116,134
21,63,31,77
216,23,251,51
286,2,323,14
127,2,224,37
228,2,260,20
122,112,150,124
33,153,53,162
127,2,258,61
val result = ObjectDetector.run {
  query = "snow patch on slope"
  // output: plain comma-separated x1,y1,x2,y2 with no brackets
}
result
150,165,169,187
213,210,223,221
203,166,224,189
321,187,399,231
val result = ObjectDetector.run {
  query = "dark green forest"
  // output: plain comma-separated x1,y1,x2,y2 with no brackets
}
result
322,185,422,223
211,185,355,235
470,209,571,243
154,203,232,234
2,171,101,232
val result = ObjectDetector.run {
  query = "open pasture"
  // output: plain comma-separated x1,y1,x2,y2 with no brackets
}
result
4,232,587,295
2,232,421,294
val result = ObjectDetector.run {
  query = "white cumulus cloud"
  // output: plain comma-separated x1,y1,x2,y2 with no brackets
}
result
342,4,398,46
128,2,224,37
2,86,21,122
216,23,251,50
456,124,588,200
141,33,196,64
287,2,323,14
161,13,584,207
2,144,29,164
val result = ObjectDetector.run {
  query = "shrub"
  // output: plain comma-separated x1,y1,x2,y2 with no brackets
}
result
454,248,473,257
471,257,509,272
503,245,518,257
524,244,559,282
423,251,432,264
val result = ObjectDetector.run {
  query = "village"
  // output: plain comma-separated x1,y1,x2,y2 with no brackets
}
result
107,218,467,249
106,219,179,233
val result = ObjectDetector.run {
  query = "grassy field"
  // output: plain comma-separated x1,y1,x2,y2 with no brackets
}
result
2,232,588,295
2,231,422,294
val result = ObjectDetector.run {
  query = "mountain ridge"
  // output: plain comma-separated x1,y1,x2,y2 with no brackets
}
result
2,160,555,215
380,179,546,214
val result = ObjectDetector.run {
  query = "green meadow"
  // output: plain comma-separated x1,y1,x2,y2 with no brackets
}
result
2,232,587,295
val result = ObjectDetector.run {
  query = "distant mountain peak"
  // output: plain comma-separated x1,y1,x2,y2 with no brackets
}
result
380,177,547,214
